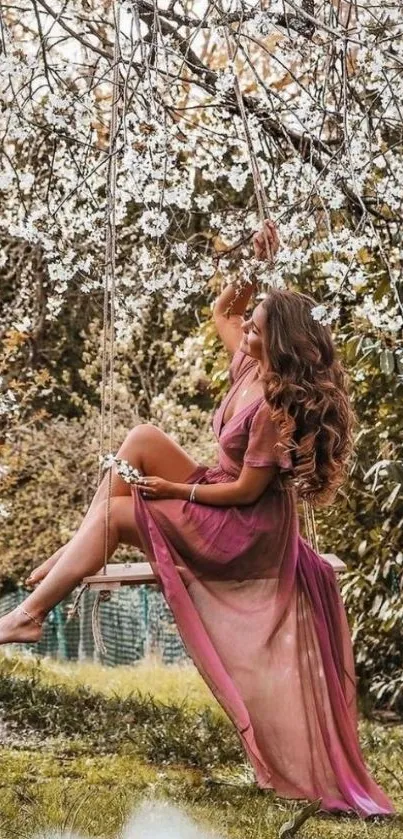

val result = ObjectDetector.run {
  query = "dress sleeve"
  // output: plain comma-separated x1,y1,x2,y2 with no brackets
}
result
229,349,255,385
244,401,293,471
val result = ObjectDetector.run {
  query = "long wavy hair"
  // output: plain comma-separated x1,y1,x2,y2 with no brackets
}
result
259,288,358,507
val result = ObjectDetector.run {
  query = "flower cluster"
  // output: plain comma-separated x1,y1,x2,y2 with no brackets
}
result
99,454,143,484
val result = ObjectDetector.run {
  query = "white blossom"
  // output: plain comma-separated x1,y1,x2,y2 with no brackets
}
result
0,169,14,190
227,165,249,191
19,172,35,190
0,2,400,337
12,316,31,332
311,304,341,326
356,295,403,333
174,242,188,260
100,454,143,484
0,389,18,416
138,209,170,237
215,69,235,98
194,193,213,211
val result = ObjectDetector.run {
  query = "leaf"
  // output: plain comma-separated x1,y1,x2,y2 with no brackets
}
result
384,483,402,510
278,798,322,837
357,246,373,265
379,350,395,376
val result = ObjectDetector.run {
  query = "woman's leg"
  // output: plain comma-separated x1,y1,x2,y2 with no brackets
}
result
25,468,129,586
25,434,140,585
0,496,140,644
26,423,200,586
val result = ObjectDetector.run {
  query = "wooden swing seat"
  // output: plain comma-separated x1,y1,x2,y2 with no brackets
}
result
83,554,346,591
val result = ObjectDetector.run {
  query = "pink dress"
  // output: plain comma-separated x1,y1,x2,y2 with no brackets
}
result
131,348,395,818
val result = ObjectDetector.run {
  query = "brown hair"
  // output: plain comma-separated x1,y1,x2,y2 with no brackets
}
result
260,288,358,507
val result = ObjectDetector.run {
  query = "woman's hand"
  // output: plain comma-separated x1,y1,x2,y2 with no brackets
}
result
135,476,178,500
253,219,280,264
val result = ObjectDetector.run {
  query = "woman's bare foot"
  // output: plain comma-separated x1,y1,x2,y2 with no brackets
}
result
0,607,43,645
25,546,67,587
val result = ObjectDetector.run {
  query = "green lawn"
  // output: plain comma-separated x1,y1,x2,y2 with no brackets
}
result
0,652,402,838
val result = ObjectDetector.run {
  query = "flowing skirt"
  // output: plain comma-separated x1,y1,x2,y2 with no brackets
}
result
130,464,395,818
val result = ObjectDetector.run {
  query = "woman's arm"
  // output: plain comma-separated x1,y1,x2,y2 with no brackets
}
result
176,462,277,505
212,285,257,356
136,463,278,506
212,219,279,354
212,279,258,319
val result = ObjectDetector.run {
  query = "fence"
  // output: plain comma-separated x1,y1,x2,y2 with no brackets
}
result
0,584,189,666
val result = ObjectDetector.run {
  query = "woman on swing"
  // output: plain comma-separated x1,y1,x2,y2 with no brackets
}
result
0,220,395,818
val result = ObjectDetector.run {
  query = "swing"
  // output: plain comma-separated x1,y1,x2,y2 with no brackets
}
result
83,553,346,590
81,8,346,604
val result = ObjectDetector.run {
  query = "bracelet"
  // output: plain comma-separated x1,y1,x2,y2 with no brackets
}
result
189,484,197,502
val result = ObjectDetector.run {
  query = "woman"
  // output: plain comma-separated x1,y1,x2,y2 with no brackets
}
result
0,221,396,818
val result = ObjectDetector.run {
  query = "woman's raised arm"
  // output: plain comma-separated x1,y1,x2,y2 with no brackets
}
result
212,281,257,355
212,220,279,356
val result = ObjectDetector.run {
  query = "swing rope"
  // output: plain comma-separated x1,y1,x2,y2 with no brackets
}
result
100,1,120,574
68,5,122,654
90,2,122,655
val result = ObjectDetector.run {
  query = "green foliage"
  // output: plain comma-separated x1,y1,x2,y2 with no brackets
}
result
308,324,403,712
0,236,103,424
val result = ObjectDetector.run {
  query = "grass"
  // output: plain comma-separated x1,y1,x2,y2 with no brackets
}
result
0,649,219,711
0,655,241,768
0,651,402,838
2,748,403,839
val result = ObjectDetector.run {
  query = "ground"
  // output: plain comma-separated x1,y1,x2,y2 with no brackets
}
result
0,652,402,838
